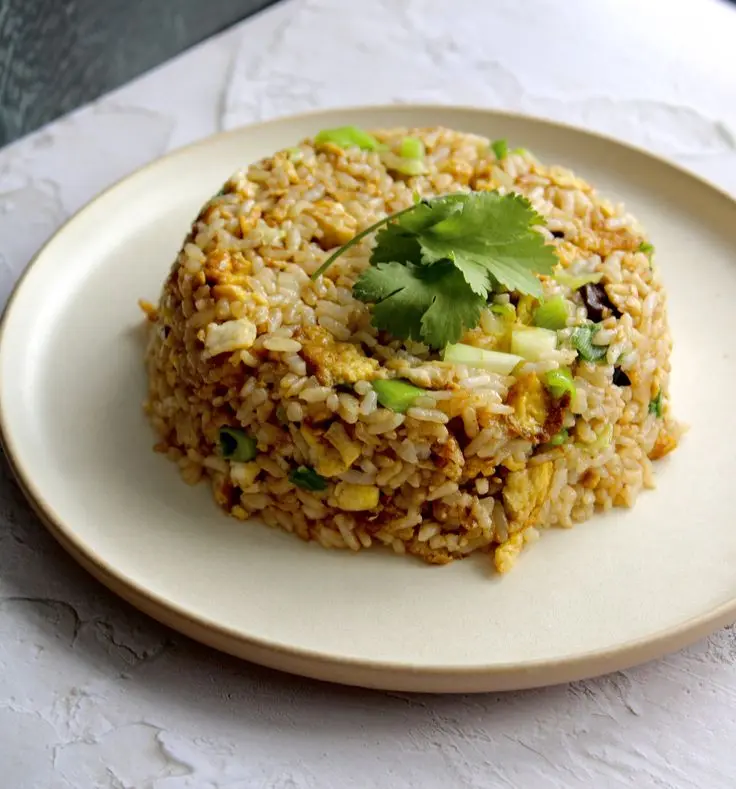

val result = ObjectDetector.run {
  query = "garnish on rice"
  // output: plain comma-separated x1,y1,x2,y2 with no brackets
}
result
312,191,557,349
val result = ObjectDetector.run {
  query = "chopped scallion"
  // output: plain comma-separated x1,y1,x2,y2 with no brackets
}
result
533,296,569,331
289,466,328,491
545,428,569,447
491,302,516,322
372,379,426,413
399,136,425,160
510,326,557,361
571,325,608,363
314,125,381,151
219,427,258,462
649,390,663,418
544,367,576,399
386,156,427,176
491,139,508,159
583,424,613,453
443,343,523,375
553,268,603,291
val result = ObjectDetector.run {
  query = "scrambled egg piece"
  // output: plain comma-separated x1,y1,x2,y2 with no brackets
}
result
300,424,348,477
324,422,362,468
433,436,464,483
301,423,364,477
649,428,678,460
308,199,358,250
460,326,504,352
297,325,380,386
575,226,641,257
493,532,524,574
493,527,540,573
500,455,527,472
460,456,497,483
203,249,251,286
138,299,158,321
506,373,566,443
334,482,380,511
410,545,455,566
230,462,260,488
502,461,554,531
203,318,257,358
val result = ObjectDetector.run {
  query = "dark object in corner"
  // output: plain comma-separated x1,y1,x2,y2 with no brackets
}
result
0,0,281,146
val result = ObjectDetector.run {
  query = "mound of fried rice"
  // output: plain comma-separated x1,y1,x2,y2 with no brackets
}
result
141,126,681,573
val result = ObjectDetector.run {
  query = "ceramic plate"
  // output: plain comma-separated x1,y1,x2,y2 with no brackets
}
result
2,106,736,693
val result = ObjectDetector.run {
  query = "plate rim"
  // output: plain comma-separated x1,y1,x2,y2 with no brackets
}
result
3,104,736,693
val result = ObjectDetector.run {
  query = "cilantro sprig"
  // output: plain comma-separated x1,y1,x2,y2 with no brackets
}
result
312,191,556,349
354,260,486,349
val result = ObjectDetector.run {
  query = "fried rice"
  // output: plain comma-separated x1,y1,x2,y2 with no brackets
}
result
140,125,681,573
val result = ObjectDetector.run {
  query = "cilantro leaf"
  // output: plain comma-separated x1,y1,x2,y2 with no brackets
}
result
370,224,423,266
370,196,465,266
396,195,466,233
369,192,555,299
313,189,557,348
415,192,555,298
443,255,491,297
353,260,485,348
421,266,487,348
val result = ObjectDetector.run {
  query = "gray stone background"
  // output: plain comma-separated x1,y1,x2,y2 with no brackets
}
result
0,0,279,146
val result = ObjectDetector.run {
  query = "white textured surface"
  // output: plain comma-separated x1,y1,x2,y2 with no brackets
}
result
1,0,735,785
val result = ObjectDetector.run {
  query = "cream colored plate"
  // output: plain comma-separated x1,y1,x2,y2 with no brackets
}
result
2,106,736,693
